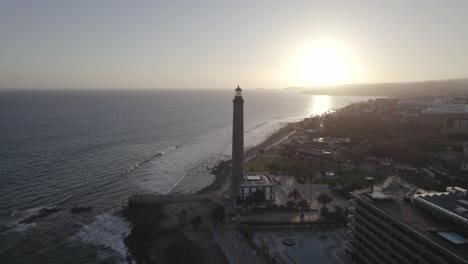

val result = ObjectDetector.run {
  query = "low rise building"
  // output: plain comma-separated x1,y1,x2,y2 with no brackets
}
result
238,173,275,203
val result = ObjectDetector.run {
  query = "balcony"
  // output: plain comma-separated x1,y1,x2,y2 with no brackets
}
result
345,241,377,264
353,202,447,264
348,215,413,264
350,235,388,264
348,223,400,264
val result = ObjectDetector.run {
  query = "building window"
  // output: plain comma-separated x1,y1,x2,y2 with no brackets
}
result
251,187,256,193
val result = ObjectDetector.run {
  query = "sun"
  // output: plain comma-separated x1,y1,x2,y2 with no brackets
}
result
285,41,354,87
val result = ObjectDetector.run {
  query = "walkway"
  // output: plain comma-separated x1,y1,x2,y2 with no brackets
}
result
212,225,264,264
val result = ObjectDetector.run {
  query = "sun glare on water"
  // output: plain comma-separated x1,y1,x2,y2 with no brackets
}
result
283,40,356,87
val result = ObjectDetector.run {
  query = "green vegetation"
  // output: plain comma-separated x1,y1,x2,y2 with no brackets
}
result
401,176,446,192
211,206,225,223
123,203,168,263
316,169,384,187
324,114,446,167
297,199,309,211
191,215,202,229
317,193,333,208
244,146,320,178
287,188,301,204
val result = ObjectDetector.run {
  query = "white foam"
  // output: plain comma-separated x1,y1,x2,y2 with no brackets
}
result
12,222,36,232
9,205,58,224
0,221,36,235
73,213,134,263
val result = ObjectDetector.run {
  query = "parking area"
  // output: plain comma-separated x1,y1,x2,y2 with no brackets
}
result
274,175,349,210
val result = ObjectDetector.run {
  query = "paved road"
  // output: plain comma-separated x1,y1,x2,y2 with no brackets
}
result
212,226,264,264
240,211,319,223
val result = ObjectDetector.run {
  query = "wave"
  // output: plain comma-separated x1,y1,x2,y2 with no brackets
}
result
72,213,134,264
245,120,270,133
11,222,36,232
9,205,60,225
124,145,178,175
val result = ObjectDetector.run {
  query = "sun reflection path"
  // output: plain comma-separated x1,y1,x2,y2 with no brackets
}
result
310,95,331,116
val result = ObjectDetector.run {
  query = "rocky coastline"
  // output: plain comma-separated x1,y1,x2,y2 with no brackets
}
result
123,120,299,264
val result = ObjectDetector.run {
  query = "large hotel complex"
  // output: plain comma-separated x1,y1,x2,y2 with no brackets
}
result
347,178,468,264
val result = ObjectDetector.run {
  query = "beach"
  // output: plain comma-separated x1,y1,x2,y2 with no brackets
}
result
124,119,300,264
198,121,298,195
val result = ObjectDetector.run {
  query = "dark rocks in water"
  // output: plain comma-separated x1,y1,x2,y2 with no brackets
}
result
19,207,61,224
70,206,93,214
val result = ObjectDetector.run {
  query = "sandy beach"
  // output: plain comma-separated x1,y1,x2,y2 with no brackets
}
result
198,121,297,196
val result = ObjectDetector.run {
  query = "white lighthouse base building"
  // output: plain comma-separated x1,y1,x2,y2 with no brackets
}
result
238,173,275,203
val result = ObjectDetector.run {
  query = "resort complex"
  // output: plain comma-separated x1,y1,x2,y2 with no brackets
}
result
124,88,468,264
347,181,468,264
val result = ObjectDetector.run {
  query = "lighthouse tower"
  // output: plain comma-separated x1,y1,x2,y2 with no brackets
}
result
232,85,244,199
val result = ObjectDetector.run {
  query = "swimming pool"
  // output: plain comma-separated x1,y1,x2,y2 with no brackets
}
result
291,236,330,264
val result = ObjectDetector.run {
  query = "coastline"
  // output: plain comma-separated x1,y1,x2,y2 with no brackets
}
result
197,121,298,195
123,120,299,264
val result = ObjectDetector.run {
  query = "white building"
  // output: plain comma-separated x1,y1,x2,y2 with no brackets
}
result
238,173,275,202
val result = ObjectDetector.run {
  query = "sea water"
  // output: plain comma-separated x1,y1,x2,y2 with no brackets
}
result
0,89,370,263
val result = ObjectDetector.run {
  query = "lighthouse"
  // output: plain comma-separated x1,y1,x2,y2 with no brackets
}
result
232,85,244,199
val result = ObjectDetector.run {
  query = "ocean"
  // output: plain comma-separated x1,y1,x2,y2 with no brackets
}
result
0,89,370,264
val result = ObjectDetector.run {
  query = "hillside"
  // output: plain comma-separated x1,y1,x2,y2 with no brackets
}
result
289,78,468,97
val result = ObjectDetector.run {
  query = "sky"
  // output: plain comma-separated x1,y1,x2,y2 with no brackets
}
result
1,0,468,89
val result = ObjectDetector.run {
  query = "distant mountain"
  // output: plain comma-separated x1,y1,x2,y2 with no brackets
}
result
288,78,468,97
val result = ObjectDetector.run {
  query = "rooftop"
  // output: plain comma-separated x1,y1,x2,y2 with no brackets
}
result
354,182,468,261
241,172,274,186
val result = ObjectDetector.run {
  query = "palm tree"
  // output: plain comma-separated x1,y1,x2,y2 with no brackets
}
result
317,193,333,208
287,188,301,204
308,173,314,205
260,240,270,255
191,215,202,229
328,181,337,192
297,199,309,211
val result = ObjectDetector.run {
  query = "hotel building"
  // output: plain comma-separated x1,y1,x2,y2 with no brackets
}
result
346,180,468,264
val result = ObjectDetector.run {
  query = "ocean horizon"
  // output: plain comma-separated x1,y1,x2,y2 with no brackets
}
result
0,89,373,264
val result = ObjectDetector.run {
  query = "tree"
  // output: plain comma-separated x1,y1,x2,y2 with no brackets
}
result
334,205,346,223
287,188,301,204
191,215,202,229
319,158,327,176
178,209,188,224
267,163,280,176
308,173,314,205
260,240,270,255
317,193,333,209
328,181,337,192
343,148,367,169
269,255,277,264
211,205,225,223
240,224,253,240
286,200,295,209
297,199,309,211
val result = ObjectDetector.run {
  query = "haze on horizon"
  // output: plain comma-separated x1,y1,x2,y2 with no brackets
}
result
1,0,468,90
